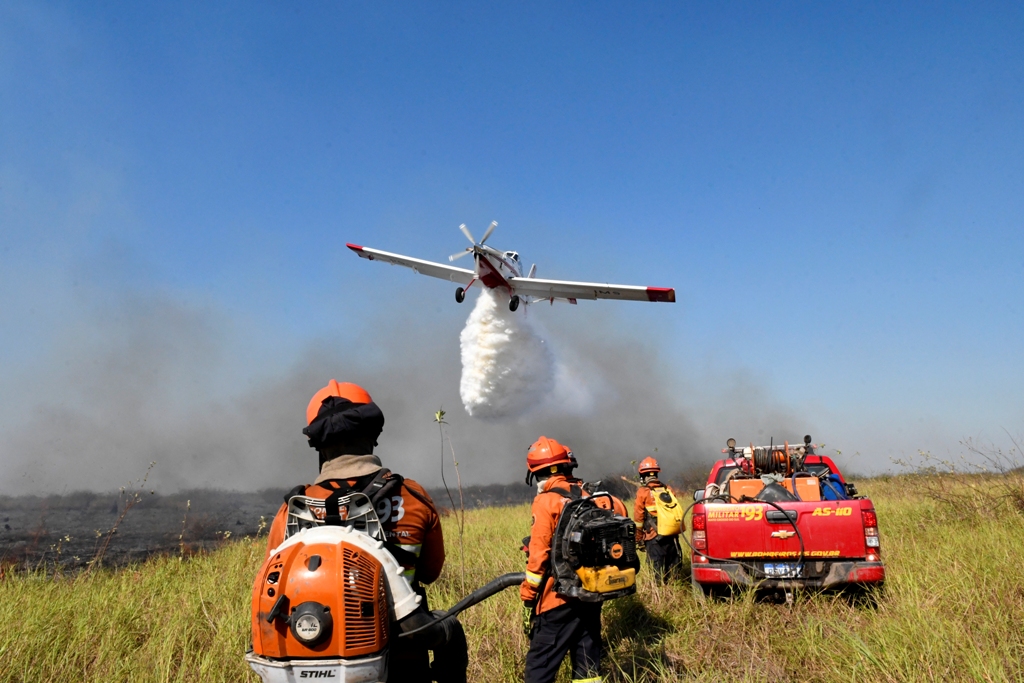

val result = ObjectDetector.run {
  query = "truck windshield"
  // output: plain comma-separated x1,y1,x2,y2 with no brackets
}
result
715,466,740,485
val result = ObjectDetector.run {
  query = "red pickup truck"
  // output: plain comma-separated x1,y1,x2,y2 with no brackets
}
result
689,439,884,597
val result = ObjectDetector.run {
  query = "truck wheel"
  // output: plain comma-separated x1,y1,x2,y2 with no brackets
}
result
455,287,465,303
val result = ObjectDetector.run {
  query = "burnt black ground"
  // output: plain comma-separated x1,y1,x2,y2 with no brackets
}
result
0,475,648,570
0,489,283,569
0,484,538,570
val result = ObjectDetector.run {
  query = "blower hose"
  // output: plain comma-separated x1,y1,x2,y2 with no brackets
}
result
399,572,526,639
679,494,805,580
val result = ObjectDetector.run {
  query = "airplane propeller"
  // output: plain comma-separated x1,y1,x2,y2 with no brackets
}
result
479,220,497,244
449,221,498,262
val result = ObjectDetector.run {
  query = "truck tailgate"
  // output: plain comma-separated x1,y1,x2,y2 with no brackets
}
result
705,500,867,561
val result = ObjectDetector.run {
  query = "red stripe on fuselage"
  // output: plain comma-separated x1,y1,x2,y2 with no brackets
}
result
476,255,511,291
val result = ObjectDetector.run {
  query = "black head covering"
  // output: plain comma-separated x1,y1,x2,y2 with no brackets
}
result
302,396,385,451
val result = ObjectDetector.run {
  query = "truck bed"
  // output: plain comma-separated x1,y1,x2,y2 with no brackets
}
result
690,455,885,591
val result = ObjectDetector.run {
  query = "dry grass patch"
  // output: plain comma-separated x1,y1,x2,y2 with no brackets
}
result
2,474,1024,681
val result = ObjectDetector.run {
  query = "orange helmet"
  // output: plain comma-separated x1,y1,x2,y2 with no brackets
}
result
638,456,660,475
306,380,372,425
526,436,574,473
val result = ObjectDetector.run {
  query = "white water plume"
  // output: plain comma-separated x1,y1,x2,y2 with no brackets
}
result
459,289,554,419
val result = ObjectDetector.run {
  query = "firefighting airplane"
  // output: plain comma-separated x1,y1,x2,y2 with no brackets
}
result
347,221,676,311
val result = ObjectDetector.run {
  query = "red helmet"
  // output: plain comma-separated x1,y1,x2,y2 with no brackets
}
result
526,436,574,474
306,380,372,425
638,456,660,475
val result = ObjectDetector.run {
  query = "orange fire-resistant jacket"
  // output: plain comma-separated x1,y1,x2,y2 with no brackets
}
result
520,475,628,614
266,471,445,585
634,478,667,542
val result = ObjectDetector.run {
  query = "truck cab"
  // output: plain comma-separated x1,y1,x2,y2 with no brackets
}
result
690,439,884,596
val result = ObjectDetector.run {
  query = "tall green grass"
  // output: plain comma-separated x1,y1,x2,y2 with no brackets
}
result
2,475,1024,681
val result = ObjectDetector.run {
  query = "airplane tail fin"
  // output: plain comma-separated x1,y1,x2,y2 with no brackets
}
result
528,264,536,278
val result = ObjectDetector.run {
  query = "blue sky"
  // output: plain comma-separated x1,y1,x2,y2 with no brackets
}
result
1,2,1022,489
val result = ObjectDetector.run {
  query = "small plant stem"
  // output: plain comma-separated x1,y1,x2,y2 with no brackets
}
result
444,424,466,593
179,499,191,559
87,461,155,574
434,408,466,594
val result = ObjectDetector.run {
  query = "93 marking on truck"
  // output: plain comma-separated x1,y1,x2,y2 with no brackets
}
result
811,506,853,517
707,507,764,522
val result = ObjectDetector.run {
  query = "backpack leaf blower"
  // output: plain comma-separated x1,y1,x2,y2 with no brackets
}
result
549,490,640,602
246,491,523,683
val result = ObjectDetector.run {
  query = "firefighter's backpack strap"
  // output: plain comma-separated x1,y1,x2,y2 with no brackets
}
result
319,471,421,568
363,471,428,572
321,480,356,526
319,471,388,524
546,484,583,501
377,472,442,518
362,469,439,516
316,469,401,525
362,469,401,505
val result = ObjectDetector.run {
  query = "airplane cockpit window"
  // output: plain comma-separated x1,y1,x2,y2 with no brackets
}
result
505,251,520,262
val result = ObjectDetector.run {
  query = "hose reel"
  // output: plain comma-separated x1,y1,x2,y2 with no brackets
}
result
725,435,814,476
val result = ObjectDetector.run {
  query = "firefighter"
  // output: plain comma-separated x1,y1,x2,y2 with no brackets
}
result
265,380,466,683
520,436,629,683
633,456,682,584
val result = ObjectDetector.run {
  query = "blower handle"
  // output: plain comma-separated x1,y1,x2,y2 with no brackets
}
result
398,572,525,638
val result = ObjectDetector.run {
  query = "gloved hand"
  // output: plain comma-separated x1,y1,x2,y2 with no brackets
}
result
635,530,645,549
521,601,536,636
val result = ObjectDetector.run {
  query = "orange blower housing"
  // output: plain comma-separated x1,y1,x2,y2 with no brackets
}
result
246,511,424,682
252,538,389,659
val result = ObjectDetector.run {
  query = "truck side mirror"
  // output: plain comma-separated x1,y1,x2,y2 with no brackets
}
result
693,488,705,502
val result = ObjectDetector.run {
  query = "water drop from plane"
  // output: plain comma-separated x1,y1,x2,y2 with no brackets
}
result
459,289,554,419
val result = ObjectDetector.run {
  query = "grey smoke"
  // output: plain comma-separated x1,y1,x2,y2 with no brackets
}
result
0,291,806,494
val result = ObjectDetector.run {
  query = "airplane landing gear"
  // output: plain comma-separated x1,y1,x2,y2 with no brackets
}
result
509,295,520,312
455,287,465,303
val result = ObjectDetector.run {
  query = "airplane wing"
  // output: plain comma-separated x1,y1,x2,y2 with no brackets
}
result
508,276,675,303
347,243,475,285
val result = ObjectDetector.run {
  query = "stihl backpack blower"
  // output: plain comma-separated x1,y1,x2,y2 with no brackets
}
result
246,488,521,682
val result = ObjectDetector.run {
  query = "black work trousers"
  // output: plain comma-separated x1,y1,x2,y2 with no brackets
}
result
646,534,682,584
524,602,603,683
388,591,469,683
387,618,468,683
